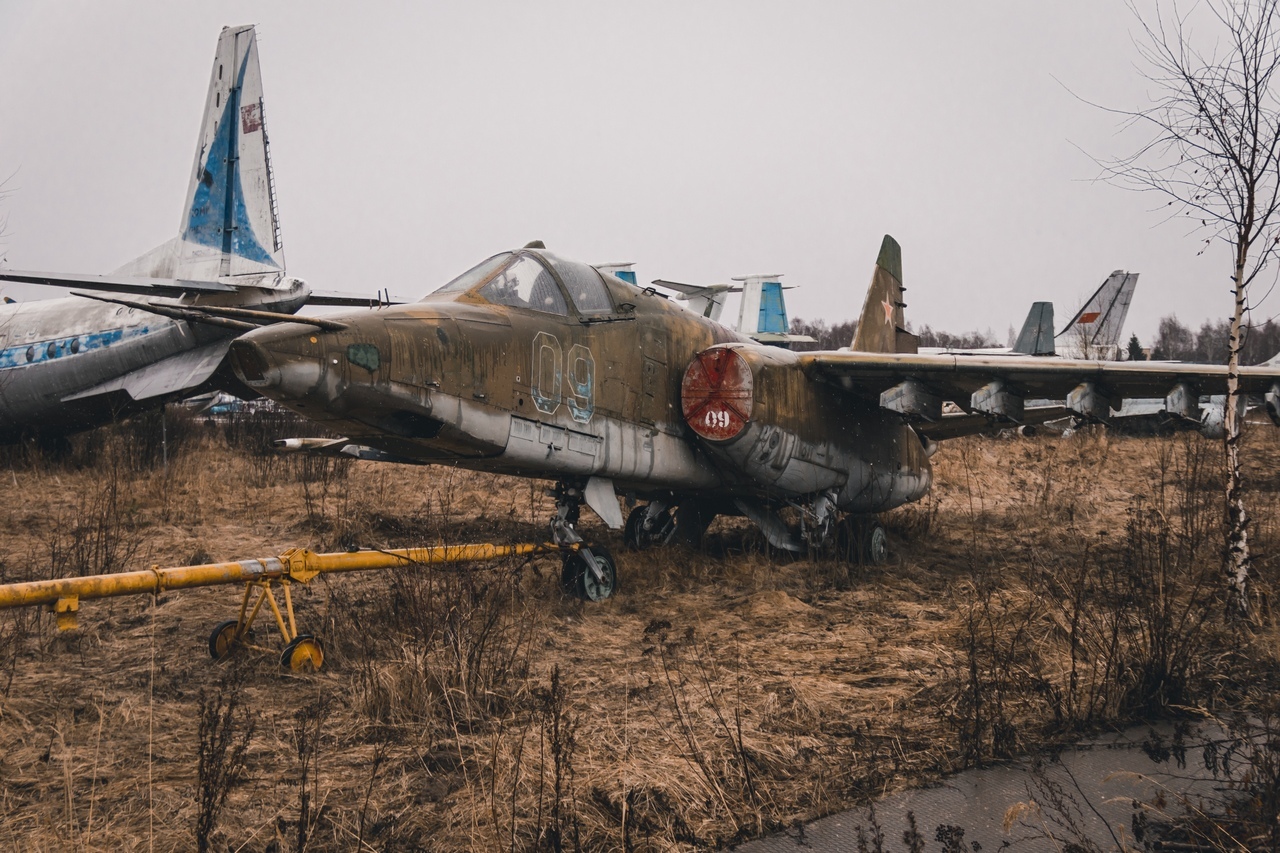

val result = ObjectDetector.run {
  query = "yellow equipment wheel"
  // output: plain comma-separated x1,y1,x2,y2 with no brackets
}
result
280,635,324,671
208,619,242,660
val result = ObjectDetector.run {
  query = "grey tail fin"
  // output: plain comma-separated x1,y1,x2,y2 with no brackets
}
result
1012,302,1056,355
851,235,918,353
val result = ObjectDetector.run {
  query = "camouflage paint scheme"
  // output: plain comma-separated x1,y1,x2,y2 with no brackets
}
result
229,237,1280,548
229,245,934,525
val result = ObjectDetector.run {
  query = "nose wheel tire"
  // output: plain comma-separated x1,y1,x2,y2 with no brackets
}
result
561,546,618,602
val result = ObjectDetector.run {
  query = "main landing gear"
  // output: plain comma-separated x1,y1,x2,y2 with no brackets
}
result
799,490,888,565
842,516,888,565
551,482,618,602
623,499,712,551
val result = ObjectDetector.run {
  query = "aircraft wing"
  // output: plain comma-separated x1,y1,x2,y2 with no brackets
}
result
62,338,233,402
802,351,1280,438
0,269,236,295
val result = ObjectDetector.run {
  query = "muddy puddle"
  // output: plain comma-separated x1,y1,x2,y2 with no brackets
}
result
737,723,1225,852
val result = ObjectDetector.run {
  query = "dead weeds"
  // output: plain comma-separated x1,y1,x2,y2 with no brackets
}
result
0,417,1277,849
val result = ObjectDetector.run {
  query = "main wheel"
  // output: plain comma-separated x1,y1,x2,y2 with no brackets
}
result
561,546,618,602
280,635,325,672
624,505,672,550
839,514,890,560
208,620,243,660
672,503,712,548
862,522,888,565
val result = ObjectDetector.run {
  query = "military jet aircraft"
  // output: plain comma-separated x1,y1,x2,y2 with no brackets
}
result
0,25,380,447
225,236,1280,600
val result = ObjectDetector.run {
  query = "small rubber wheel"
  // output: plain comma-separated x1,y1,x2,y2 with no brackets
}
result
280,635,324,671
561,546,618,602
860,521,889,565
208,620,242,660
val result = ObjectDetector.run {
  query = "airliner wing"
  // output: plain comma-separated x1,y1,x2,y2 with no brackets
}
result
0,271,404,307
62,338,233,402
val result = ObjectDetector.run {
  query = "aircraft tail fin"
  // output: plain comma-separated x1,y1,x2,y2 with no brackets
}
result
1012,302,1056,355
851,235,917,353
114,25,284,282
735,275,789,336
1055,271,1138,358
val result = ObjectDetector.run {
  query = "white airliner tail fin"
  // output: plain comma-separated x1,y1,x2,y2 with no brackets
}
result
115,25,283,282
1055,271,1138,359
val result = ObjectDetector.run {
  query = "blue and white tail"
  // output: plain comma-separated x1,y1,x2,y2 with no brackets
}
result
115,25,284,281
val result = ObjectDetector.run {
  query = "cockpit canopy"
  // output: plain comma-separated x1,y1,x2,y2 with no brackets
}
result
428,249,617,317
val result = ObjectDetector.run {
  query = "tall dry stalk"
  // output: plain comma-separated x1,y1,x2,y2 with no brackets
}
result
1097,0,1280,617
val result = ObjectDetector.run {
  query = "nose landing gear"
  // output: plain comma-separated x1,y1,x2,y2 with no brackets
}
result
551,481,618,601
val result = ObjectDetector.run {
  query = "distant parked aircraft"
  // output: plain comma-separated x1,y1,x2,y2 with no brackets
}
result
0,25,382,447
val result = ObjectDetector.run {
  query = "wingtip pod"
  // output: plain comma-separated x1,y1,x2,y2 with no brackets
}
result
851,234,916,354
876,235,903,284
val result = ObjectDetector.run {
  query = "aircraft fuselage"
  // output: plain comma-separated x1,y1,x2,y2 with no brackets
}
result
0,279,307,443
230,250,933,514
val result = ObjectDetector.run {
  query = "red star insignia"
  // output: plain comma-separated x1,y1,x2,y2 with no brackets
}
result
882,298,894,324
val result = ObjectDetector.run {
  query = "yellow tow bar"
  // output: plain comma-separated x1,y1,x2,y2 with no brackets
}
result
0,542,578,671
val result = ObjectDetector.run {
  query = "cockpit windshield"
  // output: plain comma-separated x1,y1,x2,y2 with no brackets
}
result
478,255,569,316
428,249,617,318
539,251,615,315
427,253,512,298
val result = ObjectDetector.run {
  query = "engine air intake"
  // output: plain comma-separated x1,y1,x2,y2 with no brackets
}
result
682,347,753,441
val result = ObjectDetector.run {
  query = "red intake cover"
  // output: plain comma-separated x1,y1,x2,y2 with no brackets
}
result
682,347,753,441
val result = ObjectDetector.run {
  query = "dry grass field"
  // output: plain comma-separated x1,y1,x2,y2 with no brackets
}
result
0,412,1278,851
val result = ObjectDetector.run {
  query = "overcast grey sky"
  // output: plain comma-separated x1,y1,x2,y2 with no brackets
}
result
0,1,1264,345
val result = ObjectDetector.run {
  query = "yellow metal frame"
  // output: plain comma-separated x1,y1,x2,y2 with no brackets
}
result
15,541,578,665
220,579,301,655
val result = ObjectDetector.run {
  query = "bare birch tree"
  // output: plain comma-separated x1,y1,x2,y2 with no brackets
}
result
1099,0,1280,617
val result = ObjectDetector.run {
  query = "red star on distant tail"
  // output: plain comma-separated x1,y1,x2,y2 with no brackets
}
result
882,298,895,324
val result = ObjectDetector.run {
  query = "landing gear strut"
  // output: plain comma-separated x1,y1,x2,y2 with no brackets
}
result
800,490,840,551
796,491,888,565
624,499,711,550
550,482,618,601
